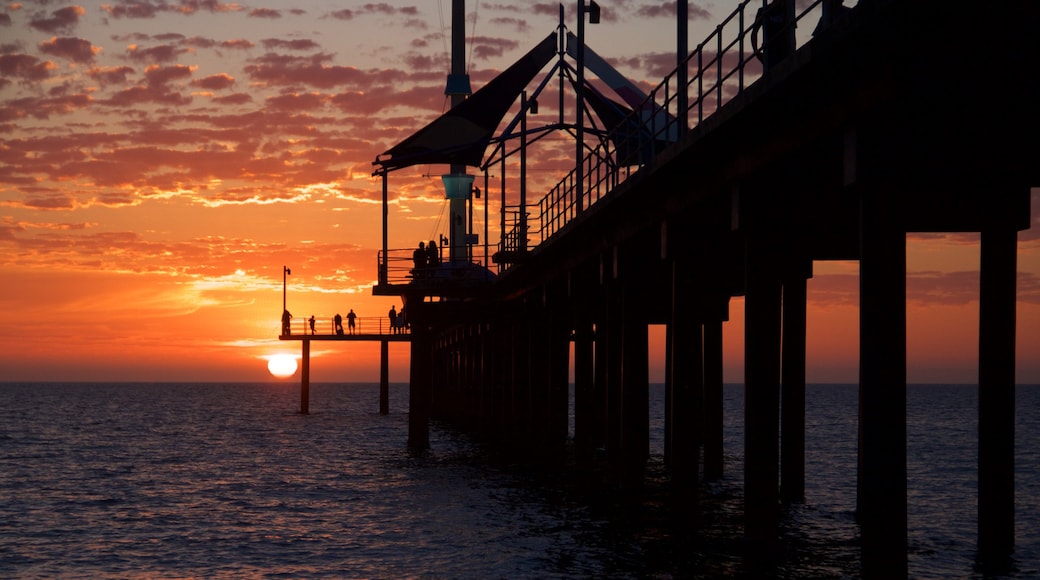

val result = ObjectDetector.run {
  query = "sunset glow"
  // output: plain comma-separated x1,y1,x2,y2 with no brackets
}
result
1,1,1037,383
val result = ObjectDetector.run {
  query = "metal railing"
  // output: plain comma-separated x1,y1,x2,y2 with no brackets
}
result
499,0,847,268
377,248,495,287
281,315,410,337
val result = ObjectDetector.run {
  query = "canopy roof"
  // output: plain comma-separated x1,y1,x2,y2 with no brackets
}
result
374,34,557,172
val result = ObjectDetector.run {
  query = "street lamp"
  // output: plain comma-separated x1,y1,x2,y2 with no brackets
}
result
282,265,291,313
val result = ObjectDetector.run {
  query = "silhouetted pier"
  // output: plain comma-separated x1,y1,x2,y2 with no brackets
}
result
279,317,409,415
290,0,1037,576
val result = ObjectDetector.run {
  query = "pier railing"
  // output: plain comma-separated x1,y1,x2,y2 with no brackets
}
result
282,315,410,337
499,0,845,268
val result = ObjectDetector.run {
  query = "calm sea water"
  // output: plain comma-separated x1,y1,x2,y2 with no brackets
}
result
0,383,1036,578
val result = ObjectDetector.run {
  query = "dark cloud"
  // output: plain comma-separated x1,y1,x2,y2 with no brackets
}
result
261,38,321,52
29,6,85,34
126,43,186,63
39,37,99,64
0,53,54,81
192,73,235,90
87,65,136,86
144,64,194,86
249,8,282,19
103,0,243,19
244,52,366,89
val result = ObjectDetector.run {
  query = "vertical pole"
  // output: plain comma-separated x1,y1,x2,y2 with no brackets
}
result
858,185,907,578
408,298,431,451
575,0,586,214
744,232,782,559
670,257,702,512
703,314,725,481
574,308,595,463
978,226,1017,563
381,172,388,285
677,0,688,137
520,92,528,254
781,264,809,503
380,338,390,415
621,283,649,486
300,338,310,415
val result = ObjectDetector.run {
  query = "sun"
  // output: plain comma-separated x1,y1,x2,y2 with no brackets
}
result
267,354,299,378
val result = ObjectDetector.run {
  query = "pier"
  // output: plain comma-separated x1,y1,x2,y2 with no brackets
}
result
286,0,1036,576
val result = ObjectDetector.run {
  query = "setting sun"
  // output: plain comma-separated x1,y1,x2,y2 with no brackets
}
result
267,355,298,379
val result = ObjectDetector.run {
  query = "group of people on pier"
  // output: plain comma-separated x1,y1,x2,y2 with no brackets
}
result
412,240,440,280
333,310,357,335
281,306,408,336
387,304,408,334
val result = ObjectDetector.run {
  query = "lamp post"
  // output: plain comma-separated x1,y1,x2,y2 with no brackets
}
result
575,0,600,214
282,265,290,312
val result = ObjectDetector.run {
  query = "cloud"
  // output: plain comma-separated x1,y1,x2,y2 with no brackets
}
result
29,6,85,34
0,53,56,82
126,43,187,63
87,65,136,86
39,36,101,64
244,52,366,89
102,0,243,19
249,8,282,19
192,72,235,90
261,38,321,51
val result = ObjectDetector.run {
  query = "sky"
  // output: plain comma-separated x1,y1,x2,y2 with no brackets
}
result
1,0,1038,384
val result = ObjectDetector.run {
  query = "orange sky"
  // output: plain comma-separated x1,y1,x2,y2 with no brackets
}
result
1,1,1037,384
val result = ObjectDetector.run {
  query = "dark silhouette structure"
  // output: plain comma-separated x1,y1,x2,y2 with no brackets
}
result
285,0,1037,576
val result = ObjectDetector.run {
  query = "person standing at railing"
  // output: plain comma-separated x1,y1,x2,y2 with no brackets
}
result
412,242,426,280
334,313,344,335
281,309,292,336
308,315,316,335
388,305,398,334
347,309,356,334
426,240,440,272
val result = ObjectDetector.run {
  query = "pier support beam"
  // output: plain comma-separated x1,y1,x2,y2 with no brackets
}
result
380,339,389,415
300,338,310,415
977,225,1017,564
781,261,810,503
743,232,783,557
669,257,703,512
703,314,725,481
408,298,431,452
858,185,907,578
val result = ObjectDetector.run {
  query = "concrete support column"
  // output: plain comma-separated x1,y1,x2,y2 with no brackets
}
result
858,186,907,578
620,282,649,485
408,299,432,452
380,339,389,415
574,308,595,463
744,233,783,557
781,262,809,503
670,258,703,512
300,338,310,415
703,315,725,481
978,226,1017,563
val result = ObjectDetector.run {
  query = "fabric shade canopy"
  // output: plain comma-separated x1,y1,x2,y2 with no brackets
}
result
374,33,557,172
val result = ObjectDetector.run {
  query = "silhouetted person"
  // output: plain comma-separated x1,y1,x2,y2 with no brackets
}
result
388,305,398,334
399,304,408,332
412,241,426,280
751,0,795,72
814,0,851,36
308,315,316,335
347,309,356,334
334,313,343,335
282,309,292,336
426,240,439,270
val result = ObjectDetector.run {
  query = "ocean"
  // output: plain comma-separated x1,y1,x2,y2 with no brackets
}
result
1,383,1036,578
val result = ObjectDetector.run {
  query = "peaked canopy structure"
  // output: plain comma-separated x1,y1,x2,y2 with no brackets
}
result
374,34,557,172
372,28,674,174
